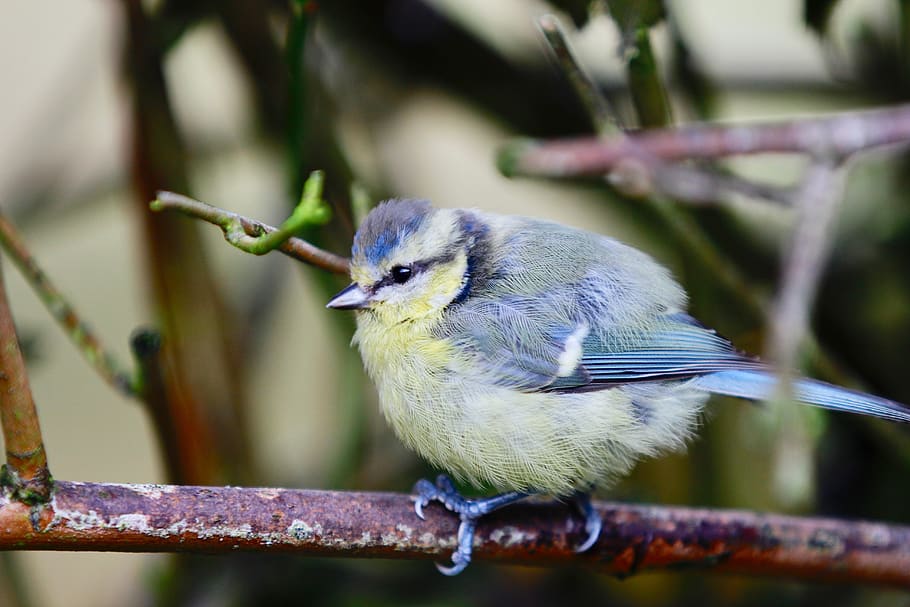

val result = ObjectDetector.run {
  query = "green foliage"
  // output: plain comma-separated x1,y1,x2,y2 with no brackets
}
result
605,0,666,35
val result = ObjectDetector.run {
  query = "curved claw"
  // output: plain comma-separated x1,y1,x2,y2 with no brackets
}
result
571,492,602,553
413,478,440,521
575,514,602,553
436,556,470,576
410,475,531,575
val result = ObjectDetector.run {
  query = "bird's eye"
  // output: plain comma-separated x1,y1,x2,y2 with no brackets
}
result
390,265,413,284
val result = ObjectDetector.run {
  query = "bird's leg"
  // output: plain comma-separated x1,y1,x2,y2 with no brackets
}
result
413,474,530,575
569,490,602,553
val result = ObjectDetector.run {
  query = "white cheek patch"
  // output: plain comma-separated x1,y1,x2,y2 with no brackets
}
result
429,290,454,308
557,323,590,377
373,273,429,306
371,284,398,304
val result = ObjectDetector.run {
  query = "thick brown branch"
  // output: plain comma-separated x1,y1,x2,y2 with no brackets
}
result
0,481,907,587
499,103,910,178
0,261,50,503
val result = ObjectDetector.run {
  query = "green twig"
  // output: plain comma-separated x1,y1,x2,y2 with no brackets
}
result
0,211,136,397
286,0,315,196
150,171,349,275
626,28,673,127
241,170,331,254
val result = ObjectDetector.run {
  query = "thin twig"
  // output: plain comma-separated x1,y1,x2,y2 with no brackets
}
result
627,160,797,205
0,212,136,397
0,260,51,503
535,16,790,207
499,103,910,178
769,158,846,374
626,27,674,128
128,328,185,484
537,15,620,137
0,481,908,587
151,192,350,275
522,20,794,206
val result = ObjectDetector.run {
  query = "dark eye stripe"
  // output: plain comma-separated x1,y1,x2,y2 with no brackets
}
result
373,261,427,291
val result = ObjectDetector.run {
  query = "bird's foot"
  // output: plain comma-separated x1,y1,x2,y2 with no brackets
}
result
413,474,529,575
570,491,602,553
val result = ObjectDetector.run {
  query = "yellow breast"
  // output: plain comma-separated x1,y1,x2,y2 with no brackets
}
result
353,311,707,495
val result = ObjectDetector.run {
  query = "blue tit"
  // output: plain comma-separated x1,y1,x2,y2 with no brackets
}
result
326,198,910,575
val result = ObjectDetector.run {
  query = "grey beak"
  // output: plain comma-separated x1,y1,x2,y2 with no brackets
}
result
326,283,370,310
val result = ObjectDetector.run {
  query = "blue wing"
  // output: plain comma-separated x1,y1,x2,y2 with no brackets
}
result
440,294,910,423
553,316,765,387
436,216,910,424
547,316,910,424
458,306,910,424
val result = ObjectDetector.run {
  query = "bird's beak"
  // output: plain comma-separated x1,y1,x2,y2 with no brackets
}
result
326,283,371,310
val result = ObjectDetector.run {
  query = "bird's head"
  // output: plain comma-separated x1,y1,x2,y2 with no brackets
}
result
327,199,484,325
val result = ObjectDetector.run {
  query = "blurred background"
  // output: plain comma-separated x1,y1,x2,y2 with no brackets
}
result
1,0,910,605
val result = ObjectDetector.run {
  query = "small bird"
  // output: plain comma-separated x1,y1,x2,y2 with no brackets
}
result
327,199,910,575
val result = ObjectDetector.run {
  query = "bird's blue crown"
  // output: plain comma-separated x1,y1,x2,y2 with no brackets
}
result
352,199,434,265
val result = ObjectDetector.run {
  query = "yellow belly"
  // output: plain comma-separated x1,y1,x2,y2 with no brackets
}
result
354,314,706,495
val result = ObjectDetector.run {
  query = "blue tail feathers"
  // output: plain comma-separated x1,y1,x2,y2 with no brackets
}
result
691,369,910,424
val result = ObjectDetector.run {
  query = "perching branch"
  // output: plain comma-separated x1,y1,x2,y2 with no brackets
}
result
0,480,907,587
150,173,349,276
0,211,136,398
0,260,51,503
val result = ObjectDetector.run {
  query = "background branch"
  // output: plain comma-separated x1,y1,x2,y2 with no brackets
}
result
499,103,910,179
769,159,846,375
537,15,619,137
0,481,907,587
123,0,254,486
0,212,136,397
0,260,51,503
